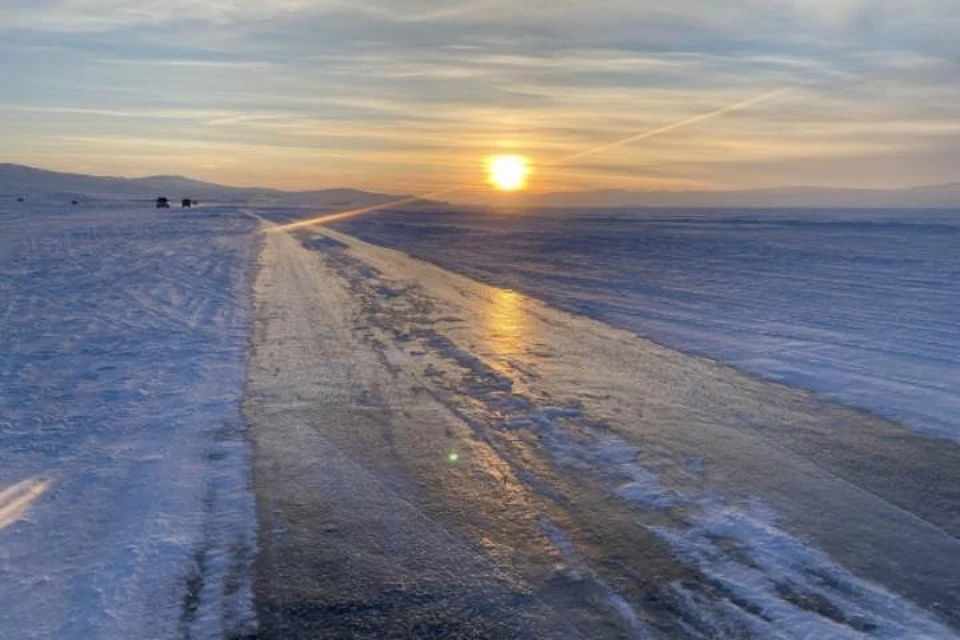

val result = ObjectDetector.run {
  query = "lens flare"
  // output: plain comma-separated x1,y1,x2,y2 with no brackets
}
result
0,475,53,530
486,154,531,192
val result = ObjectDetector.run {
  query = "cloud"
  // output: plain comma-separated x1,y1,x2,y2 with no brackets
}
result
0,0,957,192
0,0,331,31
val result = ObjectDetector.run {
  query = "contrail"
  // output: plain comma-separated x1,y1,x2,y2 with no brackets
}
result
267,87,790,233
545,88,792,167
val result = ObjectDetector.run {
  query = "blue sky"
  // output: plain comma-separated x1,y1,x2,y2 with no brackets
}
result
1,1,958,196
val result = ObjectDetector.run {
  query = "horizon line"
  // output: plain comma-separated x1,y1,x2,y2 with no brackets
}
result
2,160,956,197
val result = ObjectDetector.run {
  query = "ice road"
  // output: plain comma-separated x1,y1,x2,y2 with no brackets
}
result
245,216,959,639
0,203,258,639
2,201,957,639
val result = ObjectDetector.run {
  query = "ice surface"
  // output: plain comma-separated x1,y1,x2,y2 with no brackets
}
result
0,203,258,639
7,200,952,638
333,207,960,442
264,223,958,637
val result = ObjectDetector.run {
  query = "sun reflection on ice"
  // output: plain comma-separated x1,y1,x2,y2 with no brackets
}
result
484,288,528,358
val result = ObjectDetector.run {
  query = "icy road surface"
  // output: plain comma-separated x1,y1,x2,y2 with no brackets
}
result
246,218,959,639
333,207,960,442
0,204,258,639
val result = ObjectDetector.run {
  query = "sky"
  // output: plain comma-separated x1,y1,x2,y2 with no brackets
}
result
1,0,958,198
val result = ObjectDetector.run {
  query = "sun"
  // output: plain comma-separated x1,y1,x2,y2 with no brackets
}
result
485,154,531,192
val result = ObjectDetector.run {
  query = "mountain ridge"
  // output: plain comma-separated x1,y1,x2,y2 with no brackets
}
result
2,162,958,208
0,163,405,207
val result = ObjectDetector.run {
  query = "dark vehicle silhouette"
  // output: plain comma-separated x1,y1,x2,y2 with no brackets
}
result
181,198,192,208
156,197,170,209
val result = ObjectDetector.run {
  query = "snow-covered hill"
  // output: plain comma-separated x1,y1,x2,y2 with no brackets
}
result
0,163,406,207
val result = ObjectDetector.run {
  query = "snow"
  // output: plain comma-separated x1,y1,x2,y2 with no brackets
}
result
653,503,953,639
0,203,258,639
331,206,960,442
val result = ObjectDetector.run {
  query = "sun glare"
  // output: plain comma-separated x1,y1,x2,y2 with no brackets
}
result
486,154,531,192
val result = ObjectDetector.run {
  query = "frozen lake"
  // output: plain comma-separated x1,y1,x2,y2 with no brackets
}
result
4,202,957,638
334,207,960,442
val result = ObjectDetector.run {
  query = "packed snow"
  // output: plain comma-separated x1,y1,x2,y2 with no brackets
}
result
332,206,960,442
0,203,258,639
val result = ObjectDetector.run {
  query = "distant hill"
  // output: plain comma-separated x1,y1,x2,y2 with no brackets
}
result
524,183,960,209
2,162,958,208
0,163,406,207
